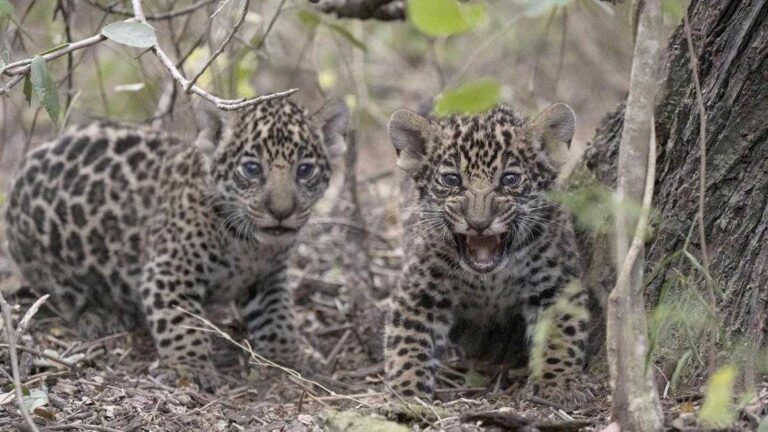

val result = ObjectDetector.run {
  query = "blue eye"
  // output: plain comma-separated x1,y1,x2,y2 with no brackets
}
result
441,173,462,188
297,163,315,179
240,161,262,179
501,172,521,187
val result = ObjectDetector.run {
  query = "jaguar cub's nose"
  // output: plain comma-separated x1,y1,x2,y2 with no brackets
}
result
466,216,492,235
265,194,296,221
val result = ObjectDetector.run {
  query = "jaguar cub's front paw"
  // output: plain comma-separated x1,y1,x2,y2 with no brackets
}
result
152,361,222,393
527,373,596,410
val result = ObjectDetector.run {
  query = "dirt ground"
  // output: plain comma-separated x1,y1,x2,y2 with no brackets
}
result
1,174,767,432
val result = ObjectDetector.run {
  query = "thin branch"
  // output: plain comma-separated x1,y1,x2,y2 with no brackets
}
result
185,0,251,92
255,0,288,51
130,0,298,110
0,291,40,432
615,121,657,295
682,10,710,274
0,344,79,370
83,0,215,21
0,34,107,95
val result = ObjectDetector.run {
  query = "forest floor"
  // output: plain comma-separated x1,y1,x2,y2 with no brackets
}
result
1,178,767,432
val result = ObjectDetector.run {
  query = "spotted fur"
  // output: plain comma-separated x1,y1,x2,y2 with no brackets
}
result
384,104,592,407
5,98,348,388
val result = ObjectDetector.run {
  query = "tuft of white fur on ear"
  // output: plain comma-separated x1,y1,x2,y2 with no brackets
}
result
388,109,432,173
316,99,350,159
533,103,576,171
194,102,228,158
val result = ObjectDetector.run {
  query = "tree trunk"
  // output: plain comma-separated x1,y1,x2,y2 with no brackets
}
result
584,0,768,377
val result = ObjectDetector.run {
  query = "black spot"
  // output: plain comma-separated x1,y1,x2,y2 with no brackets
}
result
49,223,62,258
127,151,147,169
52,136,72,155
87,180,106,209
114,134,141,154
47,162,64,181
82,138,109,166
86,229,109,264
156,319,167,333
71,203,87,227
66,137,90,161
66,233,85,262
32,206,46,233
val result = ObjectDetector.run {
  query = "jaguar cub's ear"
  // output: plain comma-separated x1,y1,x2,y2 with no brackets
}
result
194,103,230,158
316,99,350,159
533,103,576,171
388,109,432,173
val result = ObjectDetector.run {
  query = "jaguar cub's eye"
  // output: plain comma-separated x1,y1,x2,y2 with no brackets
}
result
441,173,462,188
240,161,262,179
501,172,522,187
297,163,316,179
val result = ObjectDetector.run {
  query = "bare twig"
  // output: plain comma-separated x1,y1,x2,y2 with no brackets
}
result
129,0,298,110
83,0,215,21
255,0,288,51
40,423,124,432
0,34,107,95
185,0,252,92
0,291,40,432
0,344,79,370
682,11,711,279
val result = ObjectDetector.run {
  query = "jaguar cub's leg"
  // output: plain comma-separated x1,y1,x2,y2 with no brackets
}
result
384,275,453,400
241,264,300,367
140,254,219,390
525,282,592,408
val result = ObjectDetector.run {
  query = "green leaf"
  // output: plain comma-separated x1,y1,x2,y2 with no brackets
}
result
433,78,501,116
699,365,737,428
0,0,15,19
22,74,32,106
297,10,321,28
408,0,486,37
30,56,60,123
101,21,157,48
325,22,367,51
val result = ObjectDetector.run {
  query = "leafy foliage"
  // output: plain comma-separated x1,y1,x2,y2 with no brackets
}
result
699,365,737,428
407,0,486,37
29,56,60,122
433,78,501,116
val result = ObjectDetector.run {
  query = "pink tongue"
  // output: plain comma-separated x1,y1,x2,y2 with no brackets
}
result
466,235,500,265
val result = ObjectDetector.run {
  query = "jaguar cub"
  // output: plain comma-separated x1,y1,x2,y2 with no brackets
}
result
6,98,348,388
384,103,591,407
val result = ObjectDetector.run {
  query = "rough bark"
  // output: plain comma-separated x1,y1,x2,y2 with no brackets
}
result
584,0,768,378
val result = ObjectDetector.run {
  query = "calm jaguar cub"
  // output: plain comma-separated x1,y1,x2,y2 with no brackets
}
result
5,98,348,388
384,103,592,407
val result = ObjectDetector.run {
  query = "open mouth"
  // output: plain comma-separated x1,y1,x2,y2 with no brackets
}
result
258,226,298,236
454,232,511,273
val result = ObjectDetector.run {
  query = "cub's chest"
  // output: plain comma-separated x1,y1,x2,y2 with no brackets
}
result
454,271,528,315
205,242,289,302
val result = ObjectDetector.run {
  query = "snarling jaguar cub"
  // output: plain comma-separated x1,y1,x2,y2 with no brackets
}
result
5,98,348,388
384,103,592,407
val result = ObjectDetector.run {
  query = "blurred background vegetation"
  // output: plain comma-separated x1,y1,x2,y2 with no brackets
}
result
0,0,684,190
